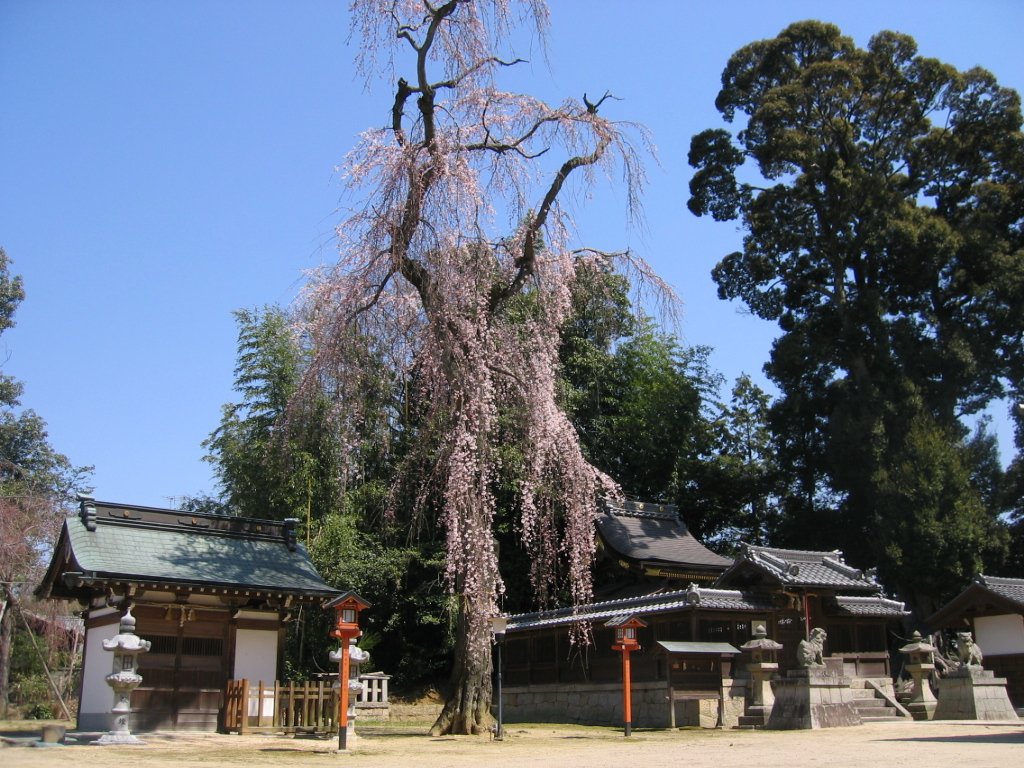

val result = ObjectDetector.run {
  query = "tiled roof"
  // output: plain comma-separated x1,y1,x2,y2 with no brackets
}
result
657,641,741,655
718,544,880,592
40,499,338,600
975,574,1024,608
832,595,908,618
506,583,774,632
924,573,1024,628
595,499,732,571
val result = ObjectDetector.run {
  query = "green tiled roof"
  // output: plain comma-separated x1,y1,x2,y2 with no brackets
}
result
41,499,338,600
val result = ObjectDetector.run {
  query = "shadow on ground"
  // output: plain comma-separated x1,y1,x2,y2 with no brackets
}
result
880,731,1024,746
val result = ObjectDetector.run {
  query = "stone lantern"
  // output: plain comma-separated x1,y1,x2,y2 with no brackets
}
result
898,631,937,720
739,624,783,725
95,607,151,745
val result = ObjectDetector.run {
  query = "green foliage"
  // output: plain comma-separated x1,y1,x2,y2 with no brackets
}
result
559,264,779,547
681,374,782,551
204,304,456,690
0,249,25,407
25,702,54,720
308,507,454,687
203,307,342,523
689,22,1023,611
867,415,1008,613
1001,402,1024,576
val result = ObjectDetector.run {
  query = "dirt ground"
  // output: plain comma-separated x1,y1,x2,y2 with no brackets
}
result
2,719,1022,768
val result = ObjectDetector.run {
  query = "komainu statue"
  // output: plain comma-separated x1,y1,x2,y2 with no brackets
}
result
797,627,827,668
954,631,983,668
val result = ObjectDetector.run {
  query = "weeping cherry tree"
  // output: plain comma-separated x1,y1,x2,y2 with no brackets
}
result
298,0,658,735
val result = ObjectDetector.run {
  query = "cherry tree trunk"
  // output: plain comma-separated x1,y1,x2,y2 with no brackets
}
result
430,601,493,735
0,586,14,718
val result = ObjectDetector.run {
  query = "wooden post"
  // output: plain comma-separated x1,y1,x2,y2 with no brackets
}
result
622,648,633,737
338,642,350,750
239,679,250,735
667,664,676,728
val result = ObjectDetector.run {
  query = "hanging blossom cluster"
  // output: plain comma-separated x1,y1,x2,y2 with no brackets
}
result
299,1,658,680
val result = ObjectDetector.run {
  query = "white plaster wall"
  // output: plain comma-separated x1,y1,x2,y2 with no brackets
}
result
233,628,279,717
79,620,119,729
974,613,1024,655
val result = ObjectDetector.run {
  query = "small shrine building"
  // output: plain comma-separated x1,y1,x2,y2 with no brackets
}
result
38,497,338,731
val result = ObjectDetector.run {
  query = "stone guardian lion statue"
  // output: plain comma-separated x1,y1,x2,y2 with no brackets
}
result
954,631,983,668
797,627,827,668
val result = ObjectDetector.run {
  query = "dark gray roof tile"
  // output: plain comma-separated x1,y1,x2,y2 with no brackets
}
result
595,500,732,570
506,584,773,632
833,595,908,617
719,544,880,592
976,574,1024,608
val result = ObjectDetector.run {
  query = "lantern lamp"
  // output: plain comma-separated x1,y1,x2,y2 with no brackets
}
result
326,591,370,642
609,615,646,652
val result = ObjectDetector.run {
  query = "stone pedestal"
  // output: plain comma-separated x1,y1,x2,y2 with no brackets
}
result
330,639,370,748
904,664,937,721
933,666,1019,721
743,662,778,726
765,668,862,730
899,631,937,721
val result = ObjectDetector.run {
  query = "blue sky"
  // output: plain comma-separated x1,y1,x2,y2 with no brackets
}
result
2,1,1022,508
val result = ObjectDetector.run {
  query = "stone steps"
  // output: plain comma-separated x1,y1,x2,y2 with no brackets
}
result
850,683,908,722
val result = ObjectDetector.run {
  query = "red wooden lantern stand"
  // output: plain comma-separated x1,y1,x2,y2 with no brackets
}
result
607,615,647,737
325,592,370,751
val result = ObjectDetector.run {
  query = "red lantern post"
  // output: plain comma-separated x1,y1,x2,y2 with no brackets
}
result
325,592,370,751
607,615,647,737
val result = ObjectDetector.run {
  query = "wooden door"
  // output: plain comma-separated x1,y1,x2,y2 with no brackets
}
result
134,606,228,730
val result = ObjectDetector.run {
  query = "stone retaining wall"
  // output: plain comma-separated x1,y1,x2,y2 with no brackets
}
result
502,681,746,729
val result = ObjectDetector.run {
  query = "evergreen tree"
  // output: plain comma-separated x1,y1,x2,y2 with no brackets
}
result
203,307,341,526
688,22,1023,612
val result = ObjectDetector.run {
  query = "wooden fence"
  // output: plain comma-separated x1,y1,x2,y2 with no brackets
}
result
223,673,393,734
223,679,336,734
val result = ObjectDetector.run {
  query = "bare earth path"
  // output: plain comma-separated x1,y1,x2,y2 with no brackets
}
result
3,721,1022,768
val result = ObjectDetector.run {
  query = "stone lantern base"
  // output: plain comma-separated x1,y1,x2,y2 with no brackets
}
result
94,732,145,746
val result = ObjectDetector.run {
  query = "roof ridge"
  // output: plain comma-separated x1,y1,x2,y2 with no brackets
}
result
978,574,1024,586
821,555,869,581
753,544,842,559
600,498,680,521
507,586,700,622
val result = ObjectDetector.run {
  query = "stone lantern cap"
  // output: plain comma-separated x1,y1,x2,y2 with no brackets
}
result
898,630,935,656
740,624,783,652
101,608,151,654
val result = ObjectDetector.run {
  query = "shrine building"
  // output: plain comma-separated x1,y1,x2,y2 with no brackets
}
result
37,496,338,731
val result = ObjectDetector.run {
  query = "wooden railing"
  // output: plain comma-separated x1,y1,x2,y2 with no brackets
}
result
223,679,337,734
223,674,393,734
